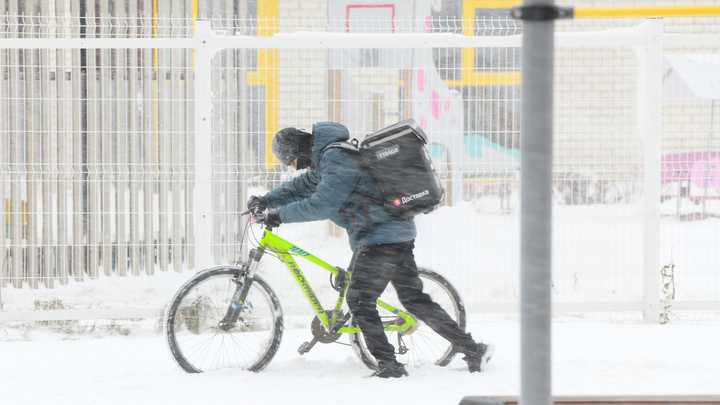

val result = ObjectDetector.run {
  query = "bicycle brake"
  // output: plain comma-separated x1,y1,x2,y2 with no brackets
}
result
298,337,319,355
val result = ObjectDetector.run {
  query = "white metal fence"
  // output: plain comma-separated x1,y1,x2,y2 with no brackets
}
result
1,15,719,324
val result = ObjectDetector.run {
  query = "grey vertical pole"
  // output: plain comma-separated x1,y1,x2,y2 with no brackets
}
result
518,2,554,405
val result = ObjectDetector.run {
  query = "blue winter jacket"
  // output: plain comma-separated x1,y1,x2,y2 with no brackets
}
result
263,121,416,253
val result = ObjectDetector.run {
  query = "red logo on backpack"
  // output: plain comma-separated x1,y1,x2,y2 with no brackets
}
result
394,199,402,206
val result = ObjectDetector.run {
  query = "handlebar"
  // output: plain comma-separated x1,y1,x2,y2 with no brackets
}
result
243,207,275,230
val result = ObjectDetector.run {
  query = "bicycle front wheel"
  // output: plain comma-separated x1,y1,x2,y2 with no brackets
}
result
164,266,283,373
349,266,466,370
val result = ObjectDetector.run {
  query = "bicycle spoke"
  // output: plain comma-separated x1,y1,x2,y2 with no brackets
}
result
165,268,283,373
350,266,465,370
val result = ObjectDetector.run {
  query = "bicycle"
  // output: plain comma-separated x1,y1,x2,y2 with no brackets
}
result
164,208,467,373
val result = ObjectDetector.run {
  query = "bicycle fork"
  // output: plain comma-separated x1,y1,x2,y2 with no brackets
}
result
218,247,264,331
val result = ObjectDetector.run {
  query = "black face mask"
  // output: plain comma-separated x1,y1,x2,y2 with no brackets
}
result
295,132,314,170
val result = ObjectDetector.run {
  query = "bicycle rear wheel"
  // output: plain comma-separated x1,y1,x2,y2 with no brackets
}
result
164,266,283,373
349,266,466,370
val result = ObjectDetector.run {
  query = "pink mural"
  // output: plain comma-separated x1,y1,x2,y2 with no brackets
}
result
431,91,441,119
691,157,720,188
417,69,425,92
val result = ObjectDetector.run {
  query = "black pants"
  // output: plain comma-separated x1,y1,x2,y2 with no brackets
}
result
346,240,475,364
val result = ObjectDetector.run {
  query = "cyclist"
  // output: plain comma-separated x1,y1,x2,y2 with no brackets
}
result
247,121,494,378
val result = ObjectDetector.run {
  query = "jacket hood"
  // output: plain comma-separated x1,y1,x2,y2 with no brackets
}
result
311,121,351,167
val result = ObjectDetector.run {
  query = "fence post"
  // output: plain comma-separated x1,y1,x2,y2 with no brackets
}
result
70,0,84,281
639,19,664,323
194,19,216,271
0,47,5,290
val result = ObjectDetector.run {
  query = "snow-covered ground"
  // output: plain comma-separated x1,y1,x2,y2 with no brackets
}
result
1,321,719,405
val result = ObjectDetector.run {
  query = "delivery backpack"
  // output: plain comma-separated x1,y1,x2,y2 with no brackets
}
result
323,119,445,217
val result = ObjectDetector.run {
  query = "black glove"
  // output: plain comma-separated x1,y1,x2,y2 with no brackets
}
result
261,209,282,228
247,195,267,212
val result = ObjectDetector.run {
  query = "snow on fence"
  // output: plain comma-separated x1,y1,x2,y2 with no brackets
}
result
0,13,719,323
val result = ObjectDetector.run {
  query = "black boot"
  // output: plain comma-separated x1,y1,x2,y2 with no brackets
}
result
370,360,409,378
463,342,495,372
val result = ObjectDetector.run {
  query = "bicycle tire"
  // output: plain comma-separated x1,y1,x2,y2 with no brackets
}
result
349,266,466,370
164,266,283,373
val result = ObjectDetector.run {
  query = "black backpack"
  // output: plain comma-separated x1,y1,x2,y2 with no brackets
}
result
322,119,445,217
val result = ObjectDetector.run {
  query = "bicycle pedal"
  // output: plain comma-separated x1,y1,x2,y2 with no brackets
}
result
298,338,318,355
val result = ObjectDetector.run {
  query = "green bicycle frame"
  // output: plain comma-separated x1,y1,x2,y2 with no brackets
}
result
256,228,417,334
